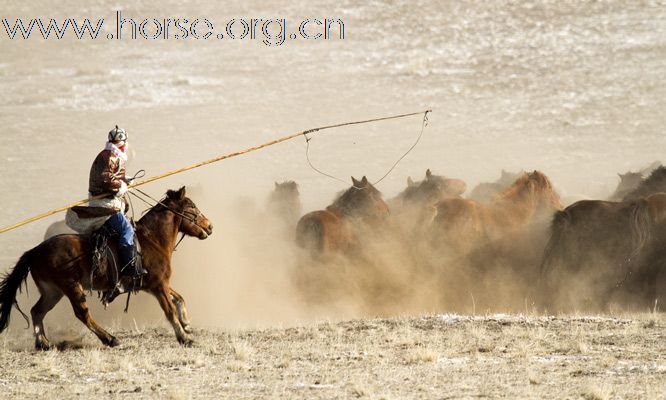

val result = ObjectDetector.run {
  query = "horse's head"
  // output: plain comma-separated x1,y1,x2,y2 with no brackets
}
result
330,176,389,222
164,187,214,240
623,166,666,201
272,180,299,200
268,180,302,222
404,169,466,206
617,171,644,191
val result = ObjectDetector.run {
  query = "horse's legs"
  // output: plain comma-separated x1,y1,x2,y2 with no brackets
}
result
63,283,119,347
151,285,191,346
169,287,192,334
30,281,63,350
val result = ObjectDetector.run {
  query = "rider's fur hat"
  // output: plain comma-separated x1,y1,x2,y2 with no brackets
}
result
108,125,127,142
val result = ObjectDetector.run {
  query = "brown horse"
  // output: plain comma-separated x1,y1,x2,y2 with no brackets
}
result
430,171,562,256
0,187,213,349
296,176,389,255
540,192,666,309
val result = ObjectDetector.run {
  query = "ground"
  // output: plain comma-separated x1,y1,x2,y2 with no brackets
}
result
0,313,664,399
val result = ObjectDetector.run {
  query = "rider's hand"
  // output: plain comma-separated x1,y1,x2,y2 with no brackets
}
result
116,181,128,197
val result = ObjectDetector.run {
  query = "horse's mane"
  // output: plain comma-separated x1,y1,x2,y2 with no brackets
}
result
496,171,556,201
623,166,666,201
329,182,382,216
136,196,188,233
495,172,530,200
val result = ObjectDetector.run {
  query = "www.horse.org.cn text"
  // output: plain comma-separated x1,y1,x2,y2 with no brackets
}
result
0,11,346,46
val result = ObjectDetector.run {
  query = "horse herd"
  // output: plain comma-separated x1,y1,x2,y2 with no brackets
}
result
282,164,666,313
1,163,665,349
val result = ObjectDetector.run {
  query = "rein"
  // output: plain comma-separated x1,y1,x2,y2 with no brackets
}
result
128,188,204,251
130,188,202,227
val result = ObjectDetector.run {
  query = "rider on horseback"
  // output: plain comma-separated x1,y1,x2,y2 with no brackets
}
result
89,126,147,280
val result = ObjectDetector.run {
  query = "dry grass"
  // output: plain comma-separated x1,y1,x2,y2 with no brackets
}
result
1,313,665,399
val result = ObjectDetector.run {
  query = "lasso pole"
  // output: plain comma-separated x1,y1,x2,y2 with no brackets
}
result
0,109,431,234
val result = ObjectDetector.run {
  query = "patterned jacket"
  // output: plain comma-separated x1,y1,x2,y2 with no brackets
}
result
88,149,126,197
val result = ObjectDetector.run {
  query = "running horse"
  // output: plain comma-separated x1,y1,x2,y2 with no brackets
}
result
389,169,467,211
0,187,213,349
540,192,666,309
430,171,563,256
296,176,389,255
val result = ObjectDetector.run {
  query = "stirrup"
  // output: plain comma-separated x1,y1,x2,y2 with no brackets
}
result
101,283,125,308
127,274,143,293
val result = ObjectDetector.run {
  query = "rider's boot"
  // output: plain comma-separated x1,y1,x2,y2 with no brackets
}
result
118,244,147,292
102,244,147,306
119,244,147,277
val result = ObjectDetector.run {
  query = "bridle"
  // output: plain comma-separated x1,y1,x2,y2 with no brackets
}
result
129,188,209,250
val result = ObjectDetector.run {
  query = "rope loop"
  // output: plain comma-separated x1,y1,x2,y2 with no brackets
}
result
304,109,431,187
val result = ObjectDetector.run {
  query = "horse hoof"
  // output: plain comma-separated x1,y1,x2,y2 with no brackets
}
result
35,341,52,351
106,337,120,347
178,337,194,347
183,325,193,334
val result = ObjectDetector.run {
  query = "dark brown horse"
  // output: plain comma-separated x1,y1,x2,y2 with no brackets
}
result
0,187,213,349
540,192,666,309
387,170,466,241
389,169,466,211
296,176,389,254
430,171,562,256
607,161,661,201
622,165,666,201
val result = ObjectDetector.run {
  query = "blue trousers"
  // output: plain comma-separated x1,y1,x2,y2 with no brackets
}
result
105,212,135,247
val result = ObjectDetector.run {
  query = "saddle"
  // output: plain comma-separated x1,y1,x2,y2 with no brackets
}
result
88,225,143,307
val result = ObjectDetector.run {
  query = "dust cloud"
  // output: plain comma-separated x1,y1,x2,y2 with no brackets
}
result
3,0,666,334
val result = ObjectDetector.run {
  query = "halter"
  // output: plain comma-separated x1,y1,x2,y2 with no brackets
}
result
128,188,208,250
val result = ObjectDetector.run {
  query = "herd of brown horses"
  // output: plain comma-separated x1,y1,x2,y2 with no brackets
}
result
291,165,666,313
1,164,665,349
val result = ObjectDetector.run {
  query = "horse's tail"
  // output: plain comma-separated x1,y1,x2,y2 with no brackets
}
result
0,249,34,333
296,216,323,253
626,201,654,269
540,209,571,277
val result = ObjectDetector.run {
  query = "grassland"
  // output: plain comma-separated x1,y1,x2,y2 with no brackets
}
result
0,313,664,399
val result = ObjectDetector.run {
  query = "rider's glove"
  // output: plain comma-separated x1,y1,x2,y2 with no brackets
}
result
116,181,128,197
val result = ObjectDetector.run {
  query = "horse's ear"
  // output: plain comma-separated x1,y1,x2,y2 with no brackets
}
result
407,177,415,186
176,186,186,200
361,176,368,185
426,169,432,179
352,176,360,186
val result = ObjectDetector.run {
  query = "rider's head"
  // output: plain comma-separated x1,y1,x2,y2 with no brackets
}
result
108,125,128,153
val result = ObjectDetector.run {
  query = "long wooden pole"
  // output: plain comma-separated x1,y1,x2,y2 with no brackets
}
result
0,109,431,234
